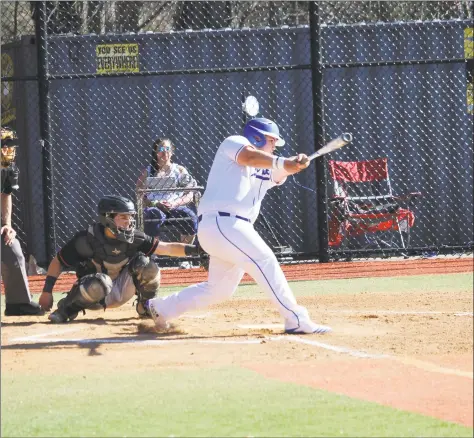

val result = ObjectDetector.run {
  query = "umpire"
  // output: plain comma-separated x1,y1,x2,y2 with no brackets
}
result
1,127,43,316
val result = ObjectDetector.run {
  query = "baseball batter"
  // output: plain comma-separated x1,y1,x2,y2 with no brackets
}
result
147,118,331,334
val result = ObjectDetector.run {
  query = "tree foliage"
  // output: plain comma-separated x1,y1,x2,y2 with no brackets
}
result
1,1,472,44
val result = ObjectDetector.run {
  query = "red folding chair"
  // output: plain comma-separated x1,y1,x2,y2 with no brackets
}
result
327,158,421,252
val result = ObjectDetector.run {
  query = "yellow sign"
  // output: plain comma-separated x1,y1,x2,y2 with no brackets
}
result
96,43,139,74
465,28,473,114
1,53,16,125
464,28,473,59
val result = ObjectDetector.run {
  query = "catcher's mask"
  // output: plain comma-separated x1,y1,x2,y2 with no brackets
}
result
1,127,18,168
243,118,285,148
98,195,136,243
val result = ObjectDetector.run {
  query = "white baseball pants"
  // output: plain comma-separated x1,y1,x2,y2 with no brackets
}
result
104,269,136,308
153,213,308,327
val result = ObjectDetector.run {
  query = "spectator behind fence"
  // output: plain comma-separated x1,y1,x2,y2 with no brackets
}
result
137,138,199,245
1,127,43,316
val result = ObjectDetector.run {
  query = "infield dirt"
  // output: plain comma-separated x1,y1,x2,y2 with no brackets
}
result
1,257,473,427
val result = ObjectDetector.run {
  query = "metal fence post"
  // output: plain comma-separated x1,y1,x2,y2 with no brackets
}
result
35,1,56,262
468,2,474,120
309,1,328,263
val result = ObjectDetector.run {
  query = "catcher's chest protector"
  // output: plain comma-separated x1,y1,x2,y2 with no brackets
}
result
86,224,145,279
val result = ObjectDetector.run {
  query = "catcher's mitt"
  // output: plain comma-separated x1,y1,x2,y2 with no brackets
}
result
199,252,210,271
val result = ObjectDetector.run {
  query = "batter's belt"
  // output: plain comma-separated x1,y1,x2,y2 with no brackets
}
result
198,211,251,223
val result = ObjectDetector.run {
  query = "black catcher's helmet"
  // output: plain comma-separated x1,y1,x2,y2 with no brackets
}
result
98,195,136,243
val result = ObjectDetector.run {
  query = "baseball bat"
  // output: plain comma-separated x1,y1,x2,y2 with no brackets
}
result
307,133,353,162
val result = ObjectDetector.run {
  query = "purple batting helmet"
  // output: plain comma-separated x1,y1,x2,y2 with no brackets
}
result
243,118,285,148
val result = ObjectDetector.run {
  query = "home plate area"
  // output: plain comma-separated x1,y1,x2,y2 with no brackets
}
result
3,293,473,367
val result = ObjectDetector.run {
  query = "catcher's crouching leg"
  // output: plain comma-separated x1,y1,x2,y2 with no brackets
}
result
48,274,112,323
128,253,161,318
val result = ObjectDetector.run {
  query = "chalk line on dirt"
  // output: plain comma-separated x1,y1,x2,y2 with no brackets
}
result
10,327,80,342
270,336,388,359
6,331,384,358
326,310,473,316
5,315,472,380
391,356,473,379
6,333,472,379
6,337,263,346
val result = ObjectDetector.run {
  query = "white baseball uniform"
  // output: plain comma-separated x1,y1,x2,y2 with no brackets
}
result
149,135,315,330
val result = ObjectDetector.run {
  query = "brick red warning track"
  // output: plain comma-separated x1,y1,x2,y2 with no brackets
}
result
2,257,472,294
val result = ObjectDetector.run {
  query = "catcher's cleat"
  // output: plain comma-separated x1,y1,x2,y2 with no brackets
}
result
48,309,79,324
284,320,332,335
135,300,152,319
48,298,80,323
146,299,170,330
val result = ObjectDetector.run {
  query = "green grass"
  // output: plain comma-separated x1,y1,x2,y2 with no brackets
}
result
1,272,472,309
240,272,474,297
2,368,472,437
162,272,474,299
2,272,472,437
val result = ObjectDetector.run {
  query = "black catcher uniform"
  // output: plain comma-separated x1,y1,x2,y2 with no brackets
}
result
46,195,164,323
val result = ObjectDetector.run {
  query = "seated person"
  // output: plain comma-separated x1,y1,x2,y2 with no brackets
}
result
137,138,198,244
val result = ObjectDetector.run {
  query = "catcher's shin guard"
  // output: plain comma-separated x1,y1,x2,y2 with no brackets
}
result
48,274,112,323
128,253,161,317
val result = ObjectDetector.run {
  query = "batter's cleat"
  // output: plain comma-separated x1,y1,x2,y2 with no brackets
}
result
284,320,332,335
146,299,170,330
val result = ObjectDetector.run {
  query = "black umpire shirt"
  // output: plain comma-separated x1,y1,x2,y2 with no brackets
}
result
1,164,19,195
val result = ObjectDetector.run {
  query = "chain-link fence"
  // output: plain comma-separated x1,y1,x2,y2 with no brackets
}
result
1,1,40,262
2,1,473,267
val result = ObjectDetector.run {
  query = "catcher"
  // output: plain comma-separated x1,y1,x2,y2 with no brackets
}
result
1,127,43,316
39,195,202,323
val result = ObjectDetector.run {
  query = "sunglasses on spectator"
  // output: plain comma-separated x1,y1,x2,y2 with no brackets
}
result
158,145,172,152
